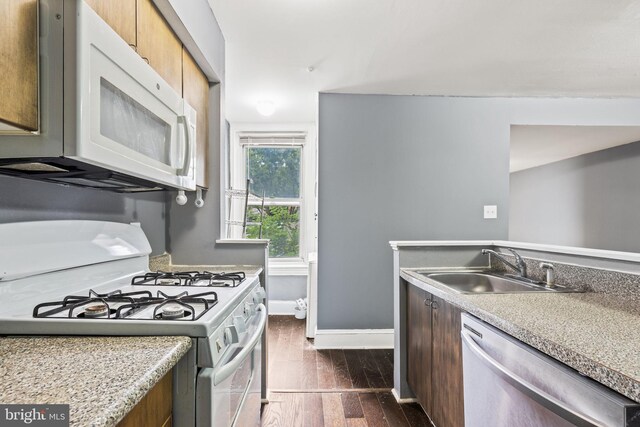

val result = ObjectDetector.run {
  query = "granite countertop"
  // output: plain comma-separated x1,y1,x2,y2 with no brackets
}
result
0,336,191,427
168,265,263,276
401,269,640,403
149,253,263,276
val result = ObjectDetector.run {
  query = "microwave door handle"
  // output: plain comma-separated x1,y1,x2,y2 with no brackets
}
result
178,115,193,177
461,331,603,427
213,303,266,386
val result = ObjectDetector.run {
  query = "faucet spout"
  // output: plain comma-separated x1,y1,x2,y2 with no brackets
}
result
482,248,528,277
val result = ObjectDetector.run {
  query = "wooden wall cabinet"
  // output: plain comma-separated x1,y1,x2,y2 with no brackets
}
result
86,0,183,96
136,0,183,95
407,284,465,427
0,0,38,132
84,0,137,47
117,370,172,427
183,47,210,188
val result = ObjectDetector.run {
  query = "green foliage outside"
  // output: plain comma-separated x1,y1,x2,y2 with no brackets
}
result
246,147,300,198
246,206,300,258
245,146,302,258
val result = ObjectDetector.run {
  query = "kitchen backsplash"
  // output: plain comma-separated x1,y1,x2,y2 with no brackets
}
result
0,175,168,255
490,254,640,299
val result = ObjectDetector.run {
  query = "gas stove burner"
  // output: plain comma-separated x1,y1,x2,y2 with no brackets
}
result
160,304,187,319
197,271,246,287
83,303,109,318
131,271,195,286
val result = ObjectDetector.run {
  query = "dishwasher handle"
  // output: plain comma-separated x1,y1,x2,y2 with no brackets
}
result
461,330,604,427
213,303,266,386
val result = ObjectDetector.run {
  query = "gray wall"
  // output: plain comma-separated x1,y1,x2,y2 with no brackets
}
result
164,3,268,267
0,175,167,254
268,276,307,301
318,94,640,330
318,94,509,329
510,140,640,253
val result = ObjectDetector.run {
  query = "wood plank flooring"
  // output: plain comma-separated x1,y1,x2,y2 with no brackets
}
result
262,316,432,427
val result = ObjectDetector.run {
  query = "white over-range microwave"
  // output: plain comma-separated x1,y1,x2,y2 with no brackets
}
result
0,0,197,192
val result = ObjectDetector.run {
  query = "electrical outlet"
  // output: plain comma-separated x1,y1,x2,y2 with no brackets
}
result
484,205,497,219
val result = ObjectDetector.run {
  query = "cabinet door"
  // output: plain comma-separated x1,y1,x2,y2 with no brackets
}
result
431,295,465,427
137,0,183,95
182,48,210,188
0,0,38,132
407,284,433,414
117,370,172,427
85,0,137,47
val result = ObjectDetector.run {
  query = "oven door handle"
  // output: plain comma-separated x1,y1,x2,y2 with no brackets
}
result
213,303,266,386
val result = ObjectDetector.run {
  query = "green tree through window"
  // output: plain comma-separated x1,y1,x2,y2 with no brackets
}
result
245,146,302,258
246,206,300,257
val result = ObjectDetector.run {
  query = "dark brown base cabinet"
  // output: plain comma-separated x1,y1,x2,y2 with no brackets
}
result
117,370,173,427
407,283,465,427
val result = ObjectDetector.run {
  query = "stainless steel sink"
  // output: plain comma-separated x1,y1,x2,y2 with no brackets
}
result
420,272,573,294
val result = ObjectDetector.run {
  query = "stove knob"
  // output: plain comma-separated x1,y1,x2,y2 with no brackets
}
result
244,302,255,317
224,325,239,345
233,315,247,333
253,287,266,303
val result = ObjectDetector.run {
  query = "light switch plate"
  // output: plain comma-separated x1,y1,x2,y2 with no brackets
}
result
484,205,498,219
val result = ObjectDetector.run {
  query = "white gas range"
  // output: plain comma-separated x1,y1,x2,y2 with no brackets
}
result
0,220,265,427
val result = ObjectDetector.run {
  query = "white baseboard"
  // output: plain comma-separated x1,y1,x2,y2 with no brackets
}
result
392,388,417,404
314,328,394,349
268,300,297,315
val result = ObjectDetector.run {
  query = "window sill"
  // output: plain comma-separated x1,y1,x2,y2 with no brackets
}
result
269,260,309,276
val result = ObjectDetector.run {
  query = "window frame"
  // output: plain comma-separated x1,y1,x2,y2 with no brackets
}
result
229,123,317,275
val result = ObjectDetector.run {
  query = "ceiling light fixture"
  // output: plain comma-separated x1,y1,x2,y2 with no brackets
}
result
256,100,275,117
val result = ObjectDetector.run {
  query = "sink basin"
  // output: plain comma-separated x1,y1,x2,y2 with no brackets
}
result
420,272,569,294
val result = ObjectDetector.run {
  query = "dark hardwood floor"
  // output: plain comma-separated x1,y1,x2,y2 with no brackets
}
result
262,316,432,426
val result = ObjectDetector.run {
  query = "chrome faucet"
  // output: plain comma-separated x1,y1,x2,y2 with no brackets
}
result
540,262,555,288
482,248,528,277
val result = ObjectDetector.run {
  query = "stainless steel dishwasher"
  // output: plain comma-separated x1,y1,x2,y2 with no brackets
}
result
461,313,640,427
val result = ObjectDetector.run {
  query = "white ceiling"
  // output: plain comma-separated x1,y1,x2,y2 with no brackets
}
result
510,125,640,172
210,0,640,124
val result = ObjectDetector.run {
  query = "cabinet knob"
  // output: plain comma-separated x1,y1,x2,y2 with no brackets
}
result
424,298,431,306
431,300,439,310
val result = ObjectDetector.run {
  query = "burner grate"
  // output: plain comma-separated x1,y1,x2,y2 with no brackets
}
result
131,270,246,287
32,289,218,321
115,290,218,321
33,290,153,318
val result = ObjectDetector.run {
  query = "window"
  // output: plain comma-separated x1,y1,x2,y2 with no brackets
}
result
227,126,317,271
244,145,302,258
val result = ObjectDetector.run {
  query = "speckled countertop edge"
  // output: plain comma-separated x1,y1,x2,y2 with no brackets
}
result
401,269,640,403
0,336,192,427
